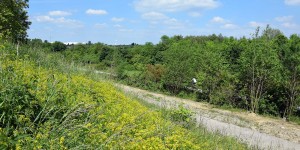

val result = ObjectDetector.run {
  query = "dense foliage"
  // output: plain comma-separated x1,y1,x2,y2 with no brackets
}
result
42,26,300,120
0,0,31,42
0,42,247,149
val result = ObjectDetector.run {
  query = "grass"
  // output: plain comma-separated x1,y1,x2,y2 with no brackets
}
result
123,90,252,149
0,42,249,149
288,116,300,125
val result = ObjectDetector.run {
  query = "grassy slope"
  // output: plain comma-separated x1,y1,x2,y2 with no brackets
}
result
0,44,247,149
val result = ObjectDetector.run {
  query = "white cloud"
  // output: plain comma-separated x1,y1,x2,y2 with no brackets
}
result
94,23,108,28
285,0,300,6
141,12,185,29
188,12,202,17
35,15,83,28
274,16,298,29
119,29,134,32
49,10,71,16
36,16,55,22
114,24,122,28
86,9,108,15
111,17,125,22
209,16,238,29
249,21,266,28
211,16,228,23
134,0,219,12
163,18,185,29
221,23,238,29
275,16,293,22
282,22,297,28
142,12,168,20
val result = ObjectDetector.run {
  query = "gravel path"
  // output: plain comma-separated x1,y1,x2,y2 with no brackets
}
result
116,84,300,150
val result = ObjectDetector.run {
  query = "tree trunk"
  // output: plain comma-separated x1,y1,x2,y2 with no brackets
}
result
16,41,19,56
285,70,298,120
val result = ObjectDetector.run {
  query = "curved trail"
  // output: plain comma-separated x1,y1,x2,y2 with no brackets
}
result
116,84,300,150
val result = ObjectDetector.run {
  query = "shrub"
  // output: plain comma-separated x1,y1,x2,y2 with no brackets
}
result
51,41,67,52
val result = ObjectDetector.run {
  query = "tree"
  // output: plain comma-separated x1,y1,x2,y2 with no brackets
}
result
0,0,31,42
160,35,170,45
99,47,111,62
280,34,300,119
262,25,282,41
196,41,235,105
239,27,282,113
29,38,43,48
162,40,197,94
52,41,67,52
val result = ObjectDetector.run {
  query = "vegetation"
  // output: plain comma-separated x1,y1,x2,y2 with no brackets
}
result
40,26,300,121
0,41,248,149
0,1,299,148
0,0,31,42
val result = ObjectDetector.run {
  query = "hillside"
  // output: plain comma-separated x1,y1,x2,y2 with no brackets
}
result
0,44,248,149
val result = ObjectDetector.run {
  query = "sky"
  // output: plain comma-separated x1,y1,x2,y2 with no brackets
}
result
28,0,300,44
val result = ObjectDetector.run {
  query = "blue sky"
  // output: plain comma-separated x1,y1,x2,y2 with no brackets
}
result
28,0,300,44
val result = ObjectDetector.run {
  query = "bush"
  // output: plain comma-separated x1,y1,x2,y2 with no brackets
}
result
170,105,194,125
51,41,67,52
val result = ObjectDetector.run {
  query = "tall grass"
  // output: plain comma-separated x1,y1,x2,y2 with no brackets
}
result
0,42,248,149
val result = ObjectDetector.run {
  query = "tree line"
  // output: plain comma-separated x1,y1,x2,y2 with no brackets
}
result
28,26,300,121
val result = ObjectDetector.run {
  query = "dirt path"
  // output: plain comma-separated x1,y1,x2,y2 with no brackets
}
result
116,84,300,150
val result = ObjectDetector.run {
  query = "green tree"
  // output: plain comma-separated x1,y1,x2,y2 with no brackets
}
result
99,47,111,62
196,41,235,105
162,40,197,94
262,25,282,40
29,38,43,48
0,0,31,42
239,27,282,113
280,34,300,119
51,41,67,52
